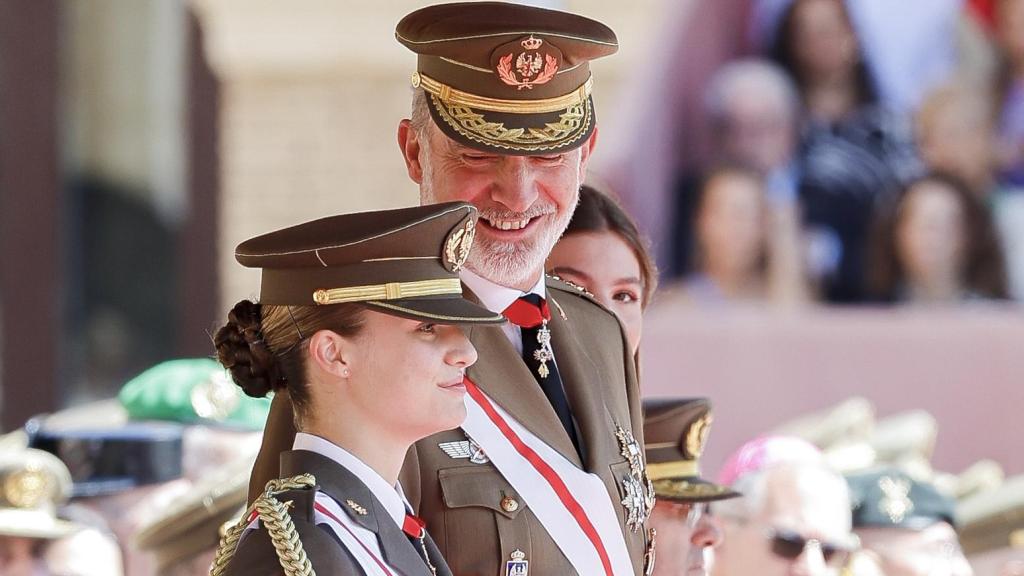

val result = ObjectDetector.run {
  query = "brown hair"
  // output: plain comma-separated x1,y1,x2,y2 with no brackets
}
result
867,172,1009,301
563,184,659,307
213,301,365,418
771,0,878,108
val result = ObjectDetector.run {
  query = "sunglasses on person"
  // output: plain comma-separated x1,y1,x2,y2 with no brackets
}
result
766,528,853,565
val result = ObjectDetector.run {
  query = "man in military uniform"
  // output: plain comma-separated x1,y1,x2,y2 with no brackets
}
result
249,3,654,575
643,398,739,576
847,468,973,576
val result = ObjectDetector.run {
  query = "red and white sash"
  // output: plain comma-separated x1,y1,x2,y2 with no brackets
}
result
461,378,634,576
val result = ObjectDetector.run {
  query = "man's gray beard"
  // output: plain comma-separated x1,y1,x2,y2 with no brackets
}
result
419,165,579,289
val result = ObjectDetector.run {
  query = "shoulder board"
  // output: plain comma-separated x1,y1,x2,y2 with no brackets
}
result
546,273,595,299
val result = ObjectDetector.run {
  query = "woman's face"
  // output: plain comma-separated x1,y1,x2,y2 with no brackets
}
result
895,181,967,289
547,230,645,355
789,0,859,82
342,312,477,441
696,173,766,281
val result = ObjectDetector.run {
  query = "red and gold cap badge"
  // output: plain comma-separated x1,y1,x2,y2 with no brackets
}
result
491,36,562,91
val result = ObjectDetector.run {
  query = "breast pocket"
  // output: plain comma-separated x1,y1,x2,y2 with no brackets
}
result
438,466,530,575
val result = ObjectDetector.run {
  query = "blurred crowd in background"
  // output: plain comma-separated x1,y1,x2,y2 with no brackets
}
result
0,0,1023,574
603,0,1024,308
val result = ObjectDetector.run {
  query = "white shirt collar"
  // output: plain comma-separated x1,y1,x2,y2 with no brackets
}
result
460,268,546,314
293,432,408,527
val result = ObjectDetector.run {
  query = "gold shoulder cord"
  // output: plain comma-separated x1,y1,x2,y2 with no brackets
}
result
210,474,318,576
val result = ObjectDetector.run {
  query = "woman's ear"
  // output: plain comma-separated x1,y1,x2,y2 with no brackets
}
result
307,330,352,380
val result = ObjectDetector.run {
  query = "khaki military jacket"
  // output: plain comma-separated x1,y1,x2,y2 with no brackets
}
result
226,449,451,576
248,278,649,575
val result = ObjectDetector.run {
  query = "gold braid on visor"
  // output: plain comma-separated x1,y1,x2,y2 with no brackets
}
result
412,72,593,114
313,278,462,305
645,461,700,482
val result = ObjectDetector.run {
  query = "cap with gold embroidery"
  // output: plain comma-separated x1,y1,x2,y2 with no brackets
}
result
396,2,617,155
235,201,504,325
0,448,82,539
643,398,739,503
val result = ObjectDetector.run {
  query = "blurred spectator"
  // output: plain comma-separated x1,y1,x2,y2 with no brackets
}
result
670,59,802,277
771,0,875,126
773,0,922,302
867,173,1009,304
547,184,658,354
917,85,1000,198
713,459,856,576
643,398,740,576
846,468,973,576
916,83,1024,301
995,0,1024,187
666,166,808,306
597,0,755,271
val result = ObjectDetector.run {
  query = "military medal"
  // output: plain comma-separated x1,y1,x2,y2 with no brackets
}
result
505,549,529,576
616,426,655,531
532,321,554,378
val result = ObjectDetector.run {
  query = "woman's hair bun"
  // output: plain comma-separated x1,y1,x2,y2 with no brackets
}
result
214,300,281,398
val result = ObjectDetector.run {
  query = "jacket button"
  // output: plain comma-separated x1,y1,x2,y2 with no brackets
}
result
501,495,519,513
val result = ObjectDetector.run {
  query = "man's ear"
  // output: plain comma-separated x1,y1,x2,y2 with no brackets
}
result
306,330,352,380
577,125,599,178
398,119,425,184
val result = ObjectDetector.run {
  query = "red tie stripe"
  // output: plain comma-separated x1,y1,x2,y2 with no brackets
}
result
402,514,426,539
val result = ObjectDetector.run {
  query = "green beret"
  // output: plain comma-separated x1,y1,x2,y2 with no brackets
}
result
847,467,956,530
118,358,271,430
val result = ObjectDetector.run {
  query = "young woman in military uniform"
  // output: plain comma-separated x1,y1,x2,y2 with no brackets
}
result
210,202,504,576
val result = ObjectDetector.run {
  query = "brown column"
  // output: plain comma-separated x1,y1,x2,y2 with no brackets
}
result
177,10,221,356
0,0,61,429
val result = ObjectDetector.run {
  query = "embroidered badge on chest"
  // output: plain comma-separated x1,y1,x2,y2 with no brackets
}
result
438,437,490,465
506,549,529,576
616,426,656,532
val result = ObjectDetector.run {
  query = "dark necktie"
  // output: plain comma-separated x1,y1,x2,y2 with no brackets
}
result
503,294,580,453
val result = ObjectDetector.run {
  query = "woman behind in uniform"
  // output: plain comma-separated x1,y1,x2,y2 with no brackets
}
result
210,202,504,576
546,184,658,355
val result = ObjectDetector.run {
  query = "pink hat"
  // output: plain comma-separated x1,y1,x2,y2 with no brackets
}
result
718,435,823,486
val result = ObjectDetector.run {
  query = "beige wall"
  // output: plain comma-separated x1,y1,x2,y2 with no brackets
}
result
190,0,667,308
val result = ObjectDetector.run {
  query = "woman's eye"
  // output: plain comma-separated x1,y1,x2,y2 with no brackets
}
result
613,291,639,304
418,323,438,334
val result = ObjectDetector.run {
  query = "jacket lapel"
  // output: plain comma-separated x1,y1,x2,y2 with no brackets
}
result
280,450,432,576
466,324,583,467
546,293,612,472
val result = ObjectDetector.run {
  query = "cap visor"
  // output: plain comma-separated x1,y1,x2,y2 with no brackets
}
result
426,93,595,155
653,476,740,503
363,296,505,325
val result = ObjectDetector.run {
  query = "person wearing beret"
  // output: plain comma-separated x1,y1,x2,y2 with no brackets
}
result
211,202,504,575
846,467,973,576
643,398,739,576
249,3,655,575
